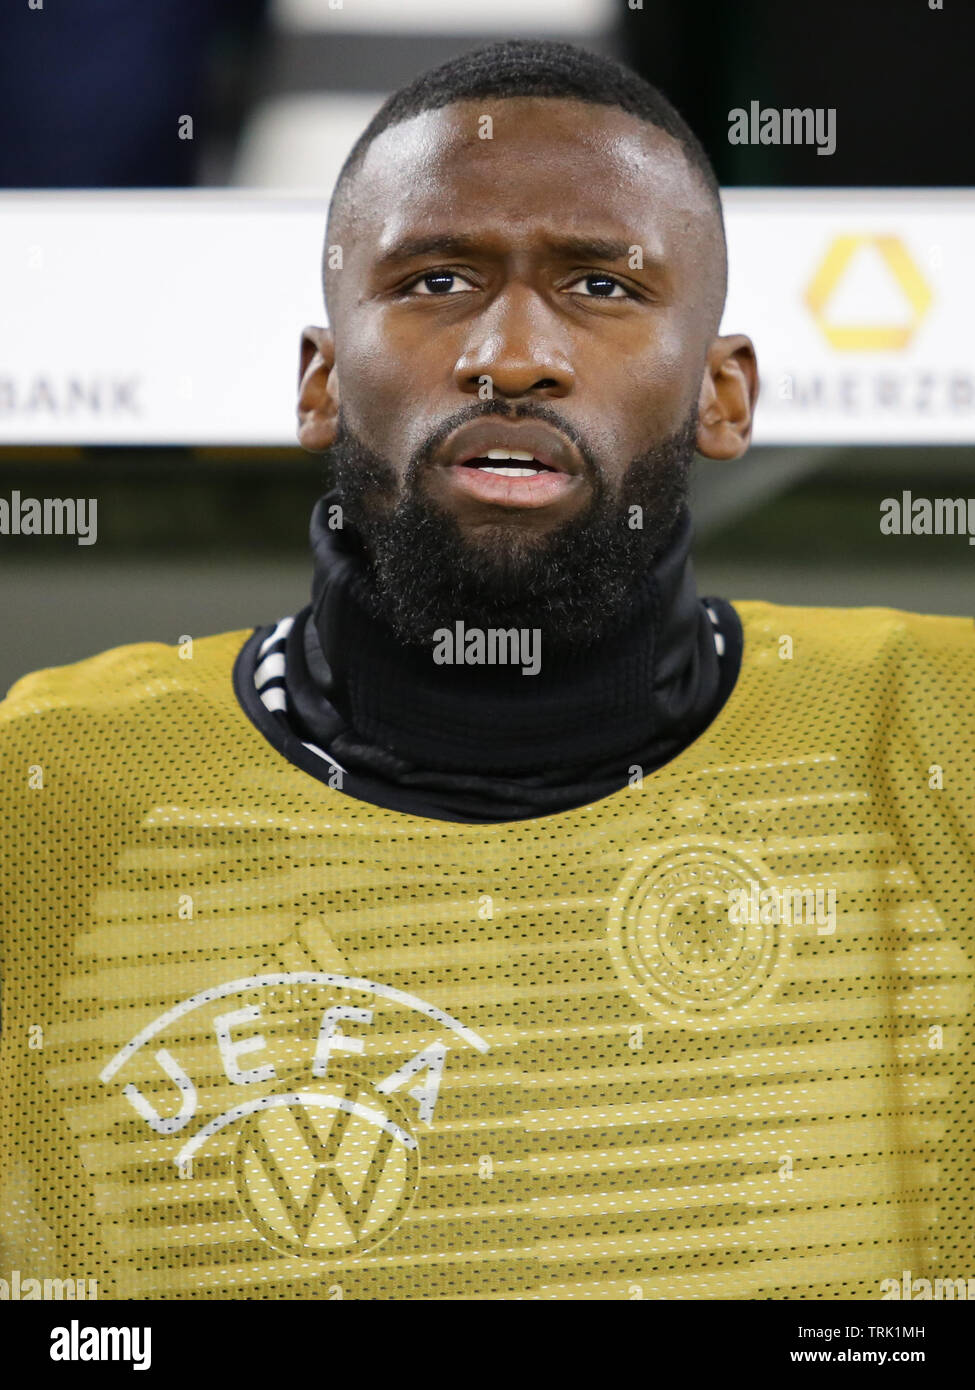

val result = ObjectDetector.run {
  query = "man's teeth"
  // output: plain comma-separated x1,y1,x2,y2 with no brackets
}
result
479,466,541,476
476,448,543,477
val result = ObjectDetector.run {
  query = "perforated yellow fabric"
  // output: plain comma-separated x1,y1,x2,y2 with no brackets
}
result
1,600,973,1300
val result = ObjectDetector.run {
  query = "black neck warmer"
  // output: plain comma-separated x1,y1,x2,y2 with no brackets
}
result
266,495,742,822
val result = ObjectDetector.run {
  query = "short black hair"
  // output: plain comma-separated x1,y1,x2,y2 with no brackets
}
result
325,38,724,267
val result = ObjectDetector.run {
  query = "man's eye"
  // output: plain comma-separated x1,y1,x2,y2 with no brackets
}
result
407,271,475,295
567,274,629,298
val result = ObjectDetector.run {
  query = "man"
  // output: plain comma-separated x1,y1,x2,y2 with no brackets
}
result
1,41,972,1302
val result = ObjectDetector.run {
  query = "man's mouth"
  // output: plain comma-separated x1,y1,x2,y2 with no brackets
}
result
463,449,555,478
433,419,587,513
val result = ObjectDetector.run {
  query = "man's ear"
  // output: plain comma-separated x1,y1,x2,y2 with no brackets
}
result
296,325,339,453
695,334,759,460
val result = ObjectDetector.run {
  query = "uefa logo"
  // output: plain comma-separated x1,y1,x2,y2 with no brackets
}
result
607,838,791,1030
233,1067,421,1260
99,970,489,1270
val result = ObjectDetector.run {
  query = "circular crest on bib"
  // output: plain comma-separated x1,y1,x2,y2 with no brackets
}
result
607,838,790,1029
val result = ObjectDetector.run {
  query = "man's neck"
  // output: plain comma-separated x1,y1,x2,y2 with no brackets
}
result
259,496,742,821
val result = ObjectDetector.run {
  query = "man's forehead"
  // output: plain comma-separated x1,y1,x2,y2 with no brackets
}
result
347,96,709,240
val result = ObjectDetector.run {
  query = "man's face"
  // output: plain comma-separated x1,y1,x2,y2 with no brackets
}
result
309,96,751,645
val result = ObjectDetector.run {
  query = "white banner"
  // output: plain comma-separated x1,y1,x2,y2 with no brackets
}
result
724,190,974,444
0,189,972,445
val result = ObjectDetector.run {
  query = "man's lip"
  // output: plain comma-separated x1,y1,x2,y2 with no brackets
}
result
437,418,584,476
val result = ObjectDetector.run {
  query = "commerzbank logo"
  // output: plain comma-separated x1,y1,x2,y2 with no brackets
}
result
98,973,489,1260
804,234,932,351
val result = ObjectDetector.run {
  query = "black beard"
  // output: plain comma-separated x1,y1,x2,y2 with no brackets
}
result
326,401,696,651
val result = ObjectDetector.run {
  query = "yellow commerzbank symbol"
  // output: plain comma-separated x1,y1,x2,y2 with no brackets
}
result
804,235,932,351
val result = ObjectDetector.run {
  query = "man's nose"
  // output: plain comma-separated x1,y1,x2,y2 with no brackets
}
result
453,286,575,399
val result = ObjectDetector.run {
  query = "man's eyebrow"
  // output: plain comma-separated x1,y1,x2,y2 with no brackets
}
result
375,234,483,264
543,234,642,263
374,232,657,267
